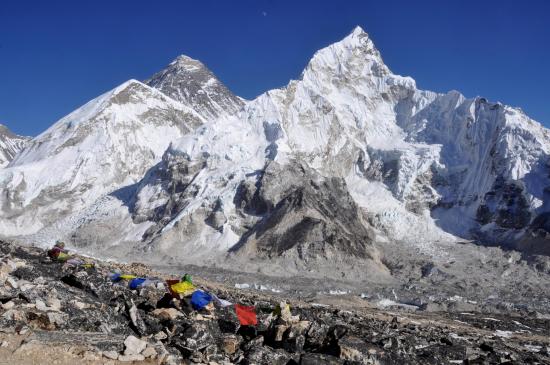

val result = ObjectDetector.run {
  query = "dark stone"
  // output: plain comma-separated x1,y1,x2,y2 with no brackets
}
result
126,302,148,336
338,335,372,363
480,342,494,353
218,306,241,334
329,325,349,341
283,334,305,353
238,325,258,341
60,274,86,290
0,294,17,304
243,345,294,365
141,314,164,335
136,301,156,313
156,293,175,308
300,353,345,365
219,334,241,355
242,335,264,352
11,267,39,281
60,274,98,298
181,322,217,351
305,321,329,352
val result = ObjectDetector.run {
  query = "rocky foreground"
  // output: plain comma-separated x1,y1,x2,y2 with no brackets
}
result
0,241,549,365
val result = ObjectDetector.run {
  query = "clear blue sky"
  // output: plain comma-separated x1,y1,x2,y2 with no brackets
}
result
1,0,549,136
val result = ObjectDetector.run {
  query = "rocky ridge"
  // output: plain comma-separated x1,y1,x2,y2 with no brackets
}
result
0,124,29,168
1,240,549,365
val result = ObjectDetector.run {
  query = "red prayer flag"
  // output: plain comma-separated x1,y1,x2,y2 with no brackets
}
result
235,304,257,326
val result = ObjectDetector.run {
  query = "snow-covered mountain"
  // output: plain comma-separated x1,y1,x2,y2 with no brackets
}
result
114,27,550,257
0,124,30,168
2,26,550,267
0,79,205,236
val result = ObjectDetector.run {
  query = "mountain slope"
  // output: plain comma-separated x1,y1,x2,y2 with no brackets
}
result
0,124,30,168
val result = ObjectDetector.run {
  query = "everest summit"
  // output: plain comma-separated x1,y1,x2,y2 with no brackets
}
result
146,55,244,119
2,26,550,275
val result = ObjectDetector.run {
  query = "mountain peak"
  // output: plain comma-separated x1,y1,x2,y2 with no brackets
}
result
173,54,197,62
146,55,244,120
300,25,386,83
0,123,29,141
169,55,206,72
0,124,10,135
111,79,145,95
338,25,377,53
350,25,366,36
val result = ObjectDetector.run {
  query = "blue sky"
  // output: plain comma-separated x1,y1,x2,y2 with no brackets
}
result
1,0,549,136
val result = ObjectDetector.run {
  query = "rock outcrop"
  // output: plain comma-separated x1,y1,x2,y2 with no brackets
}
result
232,161,379,262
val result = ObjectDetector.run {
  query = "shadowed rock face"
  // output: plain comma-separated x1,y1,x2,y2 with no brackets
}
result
129,148,208,239
476,178,532,229
146,55,244,120
0,124,30,168
516,212,550,256
233,161,378,261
